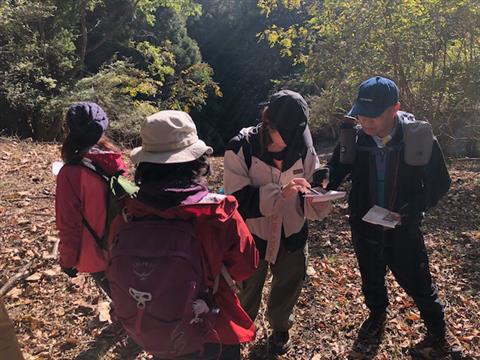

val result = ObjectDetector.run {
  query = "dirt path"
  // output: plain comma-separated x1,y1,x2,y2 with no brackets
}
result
1,138,479,359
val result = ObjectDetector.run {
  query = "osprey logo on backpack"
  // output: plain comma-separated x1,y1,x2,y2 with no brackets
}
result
106,217,219,358
132,261,156,281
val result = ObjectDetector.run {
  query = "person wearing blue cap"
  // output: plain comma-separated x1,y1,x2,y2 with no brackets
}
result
319,76,463,358
224,90,332,355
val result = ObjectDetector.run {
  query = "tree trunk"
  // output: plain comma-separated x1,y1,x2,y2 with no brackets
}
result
78,0,88,68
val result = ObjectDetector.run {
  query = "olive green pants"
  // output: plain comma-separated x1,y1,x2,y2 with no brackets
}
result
0,298,23,360
239,244,308,332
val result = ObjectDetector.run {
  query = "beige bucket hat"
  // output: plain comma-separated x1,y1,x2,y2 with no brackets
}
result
130,110,213,165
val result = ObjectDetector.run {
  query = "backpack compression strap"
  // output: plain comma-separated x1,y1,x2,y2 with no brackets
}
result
212,265,238,295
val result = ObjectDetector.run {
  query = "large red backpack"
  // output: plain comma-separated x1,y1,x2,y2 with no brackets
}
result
106,216,219,358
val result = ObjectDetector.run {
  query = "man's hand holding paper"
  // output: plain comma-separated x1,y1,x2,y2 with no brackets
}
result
362,205,401,228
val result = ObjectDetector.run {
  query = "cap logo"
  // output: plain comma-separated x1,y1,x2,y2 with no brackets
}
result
359,98,374,102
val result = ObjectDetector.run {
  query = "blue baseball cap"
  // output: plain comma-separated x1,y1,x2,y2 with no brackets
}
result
348,76,399,118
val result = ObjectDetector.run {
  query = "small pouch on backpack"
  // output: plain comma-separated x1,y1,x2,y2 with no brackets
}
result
403,121,434,166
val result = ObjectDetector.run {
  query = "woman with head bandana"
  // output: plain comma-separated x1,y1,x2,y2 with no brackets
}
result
223,90,332,354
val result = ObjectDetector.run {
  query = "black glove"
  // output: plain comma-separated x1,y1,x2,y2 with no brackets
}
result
313,167,330,187
61,266,78,278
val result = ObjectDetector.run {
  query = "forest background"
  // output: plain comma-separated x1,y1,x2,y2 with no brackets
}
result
0,0,479,155
1,1,480,359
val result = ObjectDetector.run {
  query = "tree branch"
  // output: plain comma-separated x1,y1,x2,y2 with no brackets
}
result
0,261,34,297
79,0,88,66
85,0,141,55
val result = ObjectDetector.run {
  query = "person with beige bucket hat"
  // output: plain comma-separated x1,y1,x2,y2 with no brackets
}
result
106,110,259,359
129,110,213,165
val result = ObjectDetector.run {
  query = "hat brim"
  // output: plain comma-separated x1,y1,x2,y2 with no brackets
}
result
130,140,213,165
348,101,387,118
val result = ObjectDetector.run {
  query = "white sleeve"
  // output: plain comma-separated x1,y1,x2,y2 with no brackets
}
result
303,147,332,220
224,148,284,217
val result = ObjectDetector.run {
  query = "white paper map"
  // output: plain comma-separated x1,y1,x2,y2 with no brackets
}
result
52,161,64,176
362,205,401,228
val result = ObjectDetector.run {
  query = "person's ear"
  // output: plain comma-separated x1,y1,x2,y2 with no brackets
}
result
391,102,401,117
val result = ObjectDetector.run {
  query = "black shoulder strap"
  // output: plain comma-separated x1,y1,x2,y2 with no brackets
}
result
81,161,125,182
82,217,104,249
242,143,252,170
78,161,116,250
227,131,253,170
80,162,109,183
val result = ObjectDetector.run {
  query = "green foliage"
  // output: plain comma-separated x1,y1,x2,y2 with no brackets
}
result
0,0,216,143
137,0,201,25
258,0,304,16
43,61,159,145
0,1,78,137
259,0,480,148
134,41,175,82
188,0,298,150
165,63,220,112
4,0,478,156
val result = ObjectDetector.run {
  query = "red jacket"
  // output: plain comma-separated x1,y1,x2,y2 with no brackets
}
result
55,149,128,273
108,192,259,344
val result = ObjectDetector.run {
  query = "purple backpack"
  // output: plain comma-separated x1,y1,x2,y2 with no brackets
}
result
106,218,219,358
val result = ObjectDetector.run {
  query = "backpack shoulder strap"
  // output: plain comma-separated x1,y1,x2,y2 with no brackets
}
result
82,217,104,249
226,131,252,170
242,142,252,170
80,159,125,181
241,126,263,170
213,265,238,295
77,160,116,250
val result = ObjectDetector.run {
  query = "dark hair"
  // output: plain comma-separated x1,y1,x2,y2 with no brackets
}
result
134,154,211,186
260,108,275,152
61,134,118,164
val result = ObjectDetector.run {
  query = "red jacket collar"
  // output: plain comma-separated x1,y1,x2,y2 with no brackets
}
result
125,193,238,223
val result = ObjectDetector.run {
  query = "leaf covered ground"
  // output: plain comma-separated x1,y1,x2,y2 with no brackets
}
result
0,137,479,359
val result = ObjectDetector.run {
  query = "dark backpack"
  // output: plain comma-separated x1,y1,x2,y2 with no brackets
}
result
81,161,139,249
106,215,219,358
338,112,434,166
